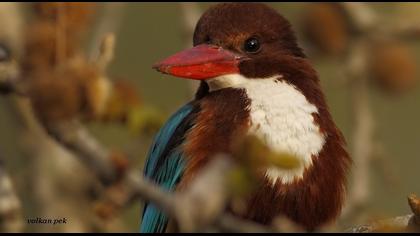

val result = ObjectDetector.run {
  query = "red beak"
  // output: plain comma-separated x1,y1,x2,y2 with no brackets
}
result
153,44,242,80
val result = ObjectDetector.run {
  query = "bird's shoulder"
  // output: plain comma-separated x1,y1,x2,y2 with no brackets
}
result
144,102,199,179
140,102,199,233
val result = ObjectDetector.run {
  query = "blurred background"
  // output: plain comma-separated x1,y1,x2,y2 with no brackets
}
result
0,2,419,232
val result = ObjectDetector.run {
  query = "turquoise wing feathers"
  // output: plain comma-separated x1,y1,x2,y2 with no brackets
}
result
140,103,195,233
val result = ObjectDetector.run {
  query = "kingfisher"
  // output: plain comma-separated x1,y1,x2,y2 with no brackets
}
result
140,3,350,232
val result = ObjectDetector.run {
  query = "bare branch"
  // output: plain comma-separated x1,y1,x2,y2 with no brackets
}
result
0,161,23,232
346,214,414,233
179,2,201,45
339,2,377,33
345,195,420,232
408,194,420,225
214,213,272,233
45,121,117,184
389,21,420,40
0,3,24,233
171,156,233,232
0,2,23,96
89,3,126,61
96,33,116,71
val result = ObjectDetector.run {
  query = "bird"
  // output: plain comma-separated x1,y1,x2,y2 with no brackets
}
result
140,3,350,233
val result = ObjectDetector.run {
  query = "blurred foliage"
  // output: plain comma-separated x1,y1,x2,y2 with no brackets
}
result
233,135,301,172
126,105,165,136
228,135,302,197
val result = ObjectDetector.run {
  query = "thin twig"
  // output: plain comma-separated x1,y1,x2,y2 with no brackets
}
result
45,121,117,184
337,3,377,220
339,2,377,33
346,214,414,232
343,40,374,218
215,214,272,233
346,195,420,232
0,159,23,232
89,3,126,61
0,3,24,233
96,33,115,72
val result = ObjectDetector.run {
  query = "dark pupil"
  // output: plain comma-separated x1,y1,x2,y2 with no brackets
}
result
205,36,211,44
244,38,260,53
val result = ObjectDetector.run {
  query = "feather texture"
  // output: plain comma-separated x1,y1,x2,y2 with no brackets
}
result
140,103,197,233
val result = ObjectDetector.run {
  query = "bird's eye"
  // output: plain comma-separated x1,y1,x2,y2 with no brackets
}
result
243,37,261,53
205,36,211,44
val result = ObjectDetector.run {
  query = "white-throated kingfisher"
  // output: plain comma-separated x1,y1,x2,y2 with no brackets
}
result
140,3,350,232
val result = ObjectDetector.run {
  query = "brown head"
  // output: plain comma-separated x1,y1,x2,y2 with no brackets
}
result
193,2,305,60
154,3,322,103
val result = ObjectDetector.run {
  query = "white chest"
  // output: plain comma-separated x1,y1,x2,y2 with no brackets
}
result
208,74,326,184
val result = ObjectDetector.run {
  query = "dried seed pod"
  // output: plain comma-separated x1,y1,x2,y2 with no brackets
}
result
64,57,110,120
23,2,97,73
28,72,83,123
23,3,118,124
301,3,351,56
22,20,58,72
367,40,418,94
33,2,96,35
28,57,108,123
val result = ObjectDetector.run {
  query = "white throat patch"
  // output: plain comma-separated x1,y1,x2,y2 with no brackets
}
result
207,74,325,184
